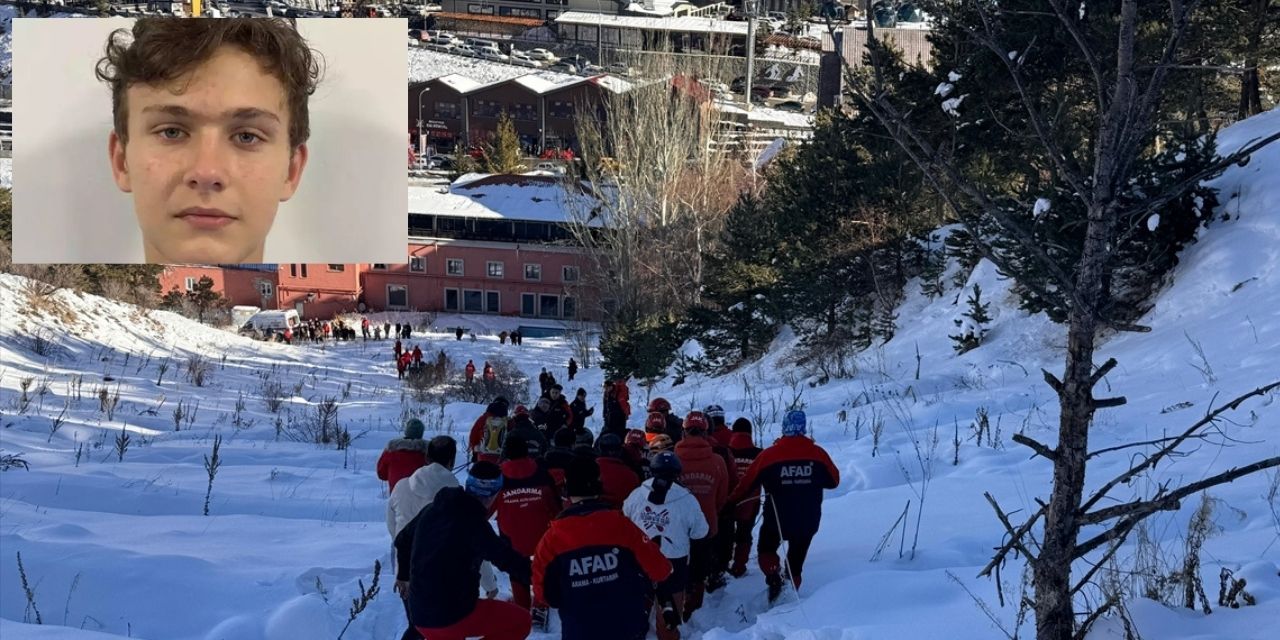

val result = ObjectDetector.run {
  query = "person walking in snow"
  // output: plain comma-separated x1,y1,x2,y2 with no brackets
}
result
397,351,412,380
569,388,593,433
494,437,561,628
455,326,465,341
375,326,383,341
482,361,496,393
728,410,840,603
499,330,509,345
596,434,640,509
394,339,403,360
468,398,509,464
386,435,458,640
673,411,731,618
533,456,674,640
649,398,684,446
464,359,476,384
567,357,578,381
505,407,548,459
538,368,551,396
723,418,763,578
361,316,370,340
602,378,632,439
394,461,533,640
384,322,392,340
511,330,522,346
623,451,708,640
412,345,424,370
395,322,402,339
377,418,430,493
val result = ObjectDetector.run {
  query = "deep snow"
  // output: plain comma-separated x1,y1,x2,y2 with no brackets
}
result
1,110,1278,639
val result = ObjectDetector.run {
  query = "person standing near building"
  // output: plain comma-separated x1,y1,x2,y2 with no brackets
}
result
569,388,593,433
567,357,578,381
465,359,476,384
728,410,839,603
483,361,496,392
412,345,423,370
533,457,674,639
361,316,370,340
456,326,465,341
394,338,403,361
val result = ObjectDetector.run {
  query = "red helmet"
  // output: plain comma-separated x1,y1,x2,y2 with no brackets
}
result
624,429,647,449
645,411,668,433
648,397,672,413
513,404,530,417
683,411,709,434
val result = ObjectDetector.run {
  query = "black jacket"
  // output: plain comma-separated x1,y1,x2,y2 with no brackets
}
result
664,414,684,445
507,415,549,459
569,398,593,432
393,487,532,628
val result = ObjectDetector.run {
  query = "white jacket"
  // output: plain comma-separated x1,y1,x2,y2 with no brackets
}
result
386,462,459,537
623,478,708,559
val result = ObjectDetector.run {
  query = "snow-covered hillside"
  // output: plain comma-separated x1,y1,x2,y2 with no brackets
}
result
1,109,1278,640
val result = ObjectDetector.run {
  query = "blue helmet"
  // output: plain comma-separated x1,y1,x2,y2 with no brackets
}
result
781,410,807,437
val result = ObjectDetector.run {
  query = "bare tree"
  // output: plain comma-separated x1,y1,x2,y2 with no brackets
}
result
840,2,1280,639
566,42,752,324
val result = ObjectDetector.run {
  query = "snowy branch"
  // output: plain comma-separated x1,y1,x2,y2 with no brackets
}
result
1078,380,1280,516
1012,433,1056,461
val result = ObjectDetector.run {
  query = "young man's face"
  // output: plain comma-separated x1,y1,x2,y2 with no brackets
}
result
108,46,308,264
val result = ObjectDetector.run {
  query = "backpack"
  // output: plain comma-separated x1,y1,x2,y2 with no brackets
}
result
479,415,507,456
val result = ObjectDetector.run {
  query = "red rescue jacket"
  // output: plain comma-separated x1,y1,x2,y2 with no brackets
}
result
496,458,562,556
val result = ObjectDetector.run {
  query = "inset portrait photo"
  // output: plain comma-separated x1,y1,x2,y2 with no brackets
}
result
11,17,408,264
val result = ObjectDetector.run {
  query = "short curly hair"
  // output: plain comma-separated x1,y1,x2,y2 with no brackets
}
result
95,18,322,150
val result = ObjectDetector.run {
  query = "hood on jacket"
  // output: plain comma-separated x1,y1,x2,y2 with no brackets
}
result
406,462,460,497
501,457,539,480
385,438,429,453
675,435,715,460
728,432,756,450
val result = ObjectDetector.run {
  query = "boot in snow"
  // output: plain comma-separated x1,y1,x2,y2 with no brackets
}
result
706,570,727,593
531,606,550,632
683,582,705,622
766,573,784,604
729,563,748,578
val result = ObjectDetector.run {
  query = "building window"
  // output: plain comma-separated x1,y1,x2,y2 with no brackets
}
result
463,289,484,313
487,261,505,278
562,266,579,283
563,296,576,319
467,3,495,14
474,99,501,118
435,102,460,119
512,102,537,122
486,291,501,314
387,285,408,309
447,259,464,276
410,256,425,272
524,263,542,281
288,265,297,277
184,276,197,291
327,264,345,272
539,294,560,318
549,100,575,119
499,6,541,18
257,281,274,298
301,264,308,278
444,288,460,311
373,263,388,270
521,293,535,316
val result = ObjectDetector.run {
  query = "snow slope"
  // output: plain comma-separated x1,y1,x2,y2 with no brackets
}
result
0,109,1278,639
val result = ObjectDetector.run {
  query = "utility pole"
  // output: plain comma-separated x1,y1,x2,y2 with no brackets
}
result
744,0,757,112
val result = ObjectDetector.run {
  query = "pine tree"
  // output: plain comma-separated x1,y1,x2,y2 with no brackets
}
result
187,276,226,324
483,112,524,174
698,192,781,366
919,234,948,299
950,284,991,354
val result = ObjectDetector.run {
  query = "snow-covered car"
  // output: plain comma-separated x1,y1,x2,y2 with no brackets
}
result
548,61,578,75
425,41,455,53
580,63,605,75
509,52,543,68
428,31,457,45
453,44,478,57
526,48,559,62
477,49,511,63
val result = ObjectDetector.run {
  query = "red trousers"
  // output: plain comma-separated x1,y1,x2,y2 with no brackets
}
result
415,599,531,640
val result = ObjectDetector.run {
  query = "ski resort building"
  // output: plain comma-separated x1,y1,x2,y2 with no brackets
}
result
158,174,606,321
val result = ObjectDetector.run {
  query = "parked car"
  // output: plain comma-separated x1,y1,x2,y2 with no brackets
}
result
428,31,457,45
750,85,773,101
769,84,793,98
454,44,478,57
580,63,604,75
526,48,559,62
775,100,807,112
533,162,566,175
509,52,542,68
239,310,301,340
548,61,578,74
426,41,455,53
478,49,510,62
